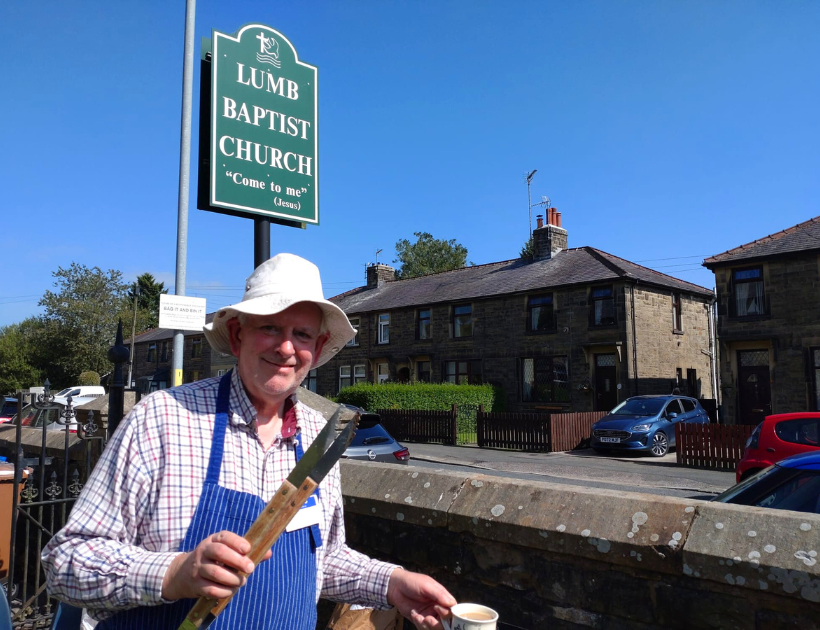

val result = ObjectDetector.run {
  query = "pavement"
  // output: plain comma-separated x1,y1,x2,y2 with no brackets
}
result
406,443,737,499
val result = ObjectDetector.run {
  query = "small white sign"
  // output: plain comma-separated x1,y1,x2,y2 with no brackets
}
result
159,295,207,331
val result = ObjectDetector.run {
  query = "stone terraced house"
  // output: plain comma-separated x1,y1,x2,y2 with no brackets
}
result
126,313,236,393
320,212,717,413
704,215,820,425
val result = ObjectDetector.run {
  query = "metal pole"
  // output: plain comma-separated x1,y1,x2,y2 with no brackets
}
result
107,321,129,438
173,0,196,388
527,178,532,239
127,285,139,388
254,219,270,268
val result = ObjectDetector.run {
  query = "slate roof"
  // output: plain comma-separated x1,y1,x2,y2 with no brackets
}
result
703,216,820,267
331,246,713,314
126,312,216,345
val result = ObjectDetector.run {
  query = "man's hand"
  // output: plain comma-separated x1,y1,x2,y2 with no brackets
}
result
161,531,272,601
387,568,457,630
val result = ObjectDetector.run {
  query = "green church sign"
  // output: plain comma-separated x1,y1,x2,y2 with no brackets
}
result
202,24,318,225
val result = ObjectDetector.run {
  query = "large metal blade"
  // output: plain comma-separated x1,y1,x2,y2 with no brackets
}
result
303,412,359,486
282,406,344,488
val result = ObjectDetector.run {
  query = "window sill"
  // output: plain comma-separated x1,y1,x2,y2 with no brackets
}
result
728,314,770,322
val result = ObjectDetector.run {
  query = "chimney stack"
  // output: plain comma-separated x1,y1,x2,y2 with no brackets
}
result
366,263,395,289
532,207,568,261
536,214,544,229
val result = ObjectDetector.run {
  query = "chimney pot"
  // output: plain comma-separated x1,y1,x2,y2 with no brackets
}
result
556,211,562,228
536,215,544,229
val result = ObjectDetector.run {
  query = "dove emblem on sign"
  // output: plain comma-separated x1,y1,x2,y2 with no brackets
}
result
256,32,281,68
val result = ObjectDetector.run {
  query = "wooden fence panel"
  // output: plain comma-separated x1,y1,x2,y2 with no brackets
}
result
477,411,551,451
550,411,609,452
376,408,456,445
675,423,754,470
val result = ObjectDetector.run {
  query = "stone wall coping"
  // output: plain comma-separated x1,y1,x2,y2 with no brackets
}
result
340,461,820,605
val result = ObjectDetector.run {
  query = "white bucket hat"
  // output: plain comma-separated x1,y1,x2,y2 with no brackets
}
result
203,253,355,368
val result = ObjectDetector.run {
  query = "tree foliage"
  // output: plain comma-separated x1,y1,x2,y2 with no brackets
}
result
520,236,534,260
0,320,43,394
78,371,101,386
38,263,130,386
130,273,168,331
393,232,471,279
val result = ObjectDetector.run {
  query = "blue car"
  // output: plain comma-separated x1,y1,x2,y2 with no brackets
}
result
590,395,710,457
713,451,820,514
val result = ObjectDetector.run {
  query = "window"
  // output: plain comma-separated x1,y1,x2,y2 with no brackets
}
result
305,368,317,392
217,369,227,377
417,308,432,340
752,471,820,514
354,364,366,384
346,318,360,347
672,293,682,331
522,356,569,402
443,360,482,385
147,343,156,362
775,418,820,447
160,341,169,362
417,361,431,383
527,294,555,332
452,304,473,338
189,370,201,382
377,363,389,383
378,313,390,344
665,399,683,416
732,267,765,317
680,399,696,413
339,366,352,390
591,286,615,326
192,338,202,358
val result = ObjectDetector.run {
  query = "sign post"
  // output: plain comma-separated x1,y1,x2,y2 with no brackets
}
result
198,24,319,267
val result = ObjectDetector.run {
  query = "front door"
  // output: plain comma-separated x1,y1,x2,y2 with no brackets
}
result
738,350,771,426
595,354,618,411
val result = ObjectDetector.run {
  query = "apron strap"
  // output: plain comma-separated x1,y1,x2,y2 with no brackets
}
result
205,370,233,485
295,432,323,549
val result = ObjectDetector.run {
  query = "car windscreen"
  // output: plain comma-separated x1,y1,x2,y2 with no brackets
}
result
610,398,665,416
350,423,394,447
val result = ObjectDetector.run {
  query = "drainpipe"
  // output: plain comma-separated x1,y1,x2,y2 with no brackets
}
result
630,283,639,395
709,295,719,407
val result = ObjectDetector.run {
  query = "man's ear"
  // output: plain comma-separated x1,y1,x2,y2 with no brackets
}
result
226,317,243,357
311,333,331,367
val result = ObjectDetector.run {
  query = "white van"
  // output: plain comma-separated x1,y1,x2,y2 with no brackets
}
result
54,386,105,407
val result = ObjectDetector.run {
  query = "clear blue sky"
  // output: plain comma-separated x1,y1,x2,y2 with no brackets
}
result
2,1,819,328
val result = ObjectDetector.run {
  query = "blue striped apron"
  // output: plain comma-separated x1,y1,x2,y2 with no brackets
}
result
98,371,319,629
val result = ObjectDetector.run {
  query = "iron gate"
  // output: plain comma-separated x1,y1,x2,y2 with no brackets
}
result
2,321,131,627
3,387,107,627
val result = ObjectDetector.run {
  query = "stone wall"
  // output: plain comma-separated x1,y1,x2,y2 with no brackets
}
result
629,286,715,398
339,461,820,629
711,253,820,424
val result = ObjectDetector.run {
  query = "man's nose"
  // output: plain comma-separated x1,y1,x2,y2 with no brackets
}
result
277,335,295,356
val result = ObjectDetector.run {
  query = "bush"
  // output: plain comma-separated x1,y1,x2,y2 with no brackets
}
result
336,382,504,438
78,371,101,386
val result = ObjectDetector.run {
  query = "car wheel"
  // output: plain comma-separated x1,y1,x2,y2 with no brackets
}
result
650,432,669,457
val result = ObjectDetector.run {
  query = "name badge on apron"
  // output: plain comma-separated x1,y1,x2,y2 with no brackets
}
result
286,492,322,533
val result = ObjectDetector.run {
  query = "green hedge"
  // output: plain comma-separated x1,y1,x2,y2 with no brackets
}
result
336,382,504,441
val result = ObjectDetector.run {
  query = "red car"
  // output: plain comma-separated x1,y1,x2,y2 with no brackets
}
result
736,412,820,482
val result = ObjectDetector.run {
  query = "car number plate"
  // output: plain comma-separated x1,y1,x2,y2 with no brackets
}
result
600,437,621,443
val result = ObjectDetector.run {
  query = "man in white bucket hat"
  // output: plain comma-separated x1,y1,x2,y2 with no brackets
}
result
43,254,455,630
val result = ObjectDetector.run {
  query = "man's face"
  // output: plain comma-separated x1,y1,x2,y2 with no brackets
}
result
227,302,328,409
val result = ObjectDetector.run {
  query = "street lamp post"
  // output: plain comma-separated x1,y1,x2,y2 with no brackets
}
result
127,285,140,389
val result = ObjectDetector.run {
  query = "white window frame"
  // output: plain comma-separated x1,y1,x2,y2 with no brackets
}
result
339,365,352,390
378,313,390,344
354,364,366,384
217,369,227,377
346,317,360,347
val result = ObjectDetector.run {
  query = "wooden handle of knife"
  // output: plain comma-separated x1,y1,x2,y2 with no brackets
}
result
183,477,318,624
